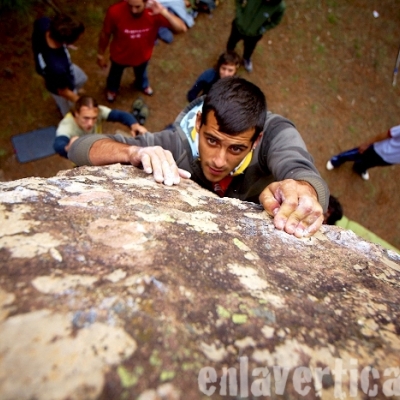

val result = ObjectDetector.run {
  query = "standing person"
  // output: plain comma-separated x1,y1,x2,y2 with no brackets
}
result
97,0,187,103
54,96,147,158
187,51,241,102
226,0,286,72
32,14,87,116
326,125,400,180
69,77,329,238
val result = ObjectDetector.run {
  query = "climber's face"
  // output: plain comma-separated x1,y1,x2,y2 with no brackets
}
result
74,106,99,132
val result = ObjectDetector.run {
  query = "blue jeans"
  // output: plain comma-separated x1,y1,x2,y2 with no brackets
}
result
331,145,391,173
106,59,149,93
51,64,87,116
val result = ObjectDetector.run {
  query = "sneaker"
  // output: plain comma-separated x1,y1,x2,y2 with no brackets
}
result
243,59,253,73
361,171,370,181
138,104,149,125
106,91,117,103
143,86,154,96
326,160,334,170
131,97,144,118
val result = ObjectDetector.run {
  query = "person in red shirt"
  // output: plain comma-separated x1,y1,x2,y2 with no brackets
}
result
97,0,187,102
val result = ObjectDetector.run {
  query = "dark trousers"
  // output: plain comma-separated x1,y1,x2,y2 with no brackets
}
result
331,145,391,173
226,21,263,61
106,59,149,93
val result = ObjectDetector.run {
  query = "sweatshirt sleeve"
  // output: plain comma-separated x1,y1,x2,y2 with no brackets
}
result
107,109,138,126
259,114,329,212
187,69,216,102
68,130,188,167
260,3,285,33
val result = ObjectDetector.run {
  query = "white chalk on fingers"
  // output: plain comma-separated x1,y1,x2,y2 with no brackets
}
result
295,227,305,237
180,170,191,179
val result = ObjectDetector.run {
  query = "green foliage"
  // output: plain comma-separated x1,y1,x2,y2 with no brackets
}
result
0,0,36,13
159,59,180,74
353,39,362,58
316,43,326,54
84,5,104,26
311,104,319,114
326,0,338,8
328,76,338,92
160,370,176,382
348,125,356,134
327,13,337,25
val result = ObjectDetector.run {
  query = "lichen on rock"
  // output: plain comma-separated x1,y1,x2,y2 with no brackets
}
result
0,165,399,399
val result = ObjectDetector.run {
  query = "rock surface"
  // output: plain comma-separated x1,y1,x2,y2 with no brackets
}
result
0,164,399,400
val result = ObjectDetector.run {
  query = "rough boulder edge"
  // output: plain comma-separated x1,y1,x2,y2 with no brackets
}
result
0,164,399,400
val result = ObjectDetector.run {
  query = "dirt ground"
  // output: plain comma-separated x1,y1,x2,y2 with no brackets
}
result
0,0,399,248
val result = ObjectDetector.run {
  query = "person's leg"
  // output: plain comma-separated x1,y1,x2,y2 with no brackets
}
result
226,21,242,52
51,93,73,117
352,145,391,175
242,34,263,62
133,61,150,92
327,147,362,168
106,60,126,94
72,64,87,90
157,26,174,44
50,65,88,115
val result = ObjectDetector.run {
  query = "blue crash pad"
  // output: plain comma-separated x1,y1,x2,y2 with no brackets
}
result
11,126,57,163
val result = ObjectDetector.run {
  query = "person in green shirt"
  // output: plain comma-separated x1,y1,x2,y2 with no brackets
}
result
226,0,286,72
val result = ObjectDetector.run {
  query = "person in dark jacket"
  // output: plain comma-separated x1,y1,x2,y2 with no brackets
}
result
227,0,286,72
187,51,241,102
69,77,329,239
32,14,86,116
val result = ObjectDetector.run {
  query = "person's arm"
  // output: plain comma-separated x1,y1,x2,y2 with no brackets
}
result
269,4,285,29
260,3,285,33
358,129,391,153
260,180,323,238
147,0,187,33
54,115,80,158
130,123,148,136
88,138,190,185
258,114,329,237
57,87,80,102
107,109,148,136
187,82,202,103
186,74,204,103
53,135,71,158
187,70,212,102
68,132,191,185
65,136,79,153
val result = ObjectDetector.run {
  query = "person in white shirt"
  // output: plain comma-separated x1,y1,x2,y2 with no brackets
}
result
54,95,147,158
326,125,400,180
